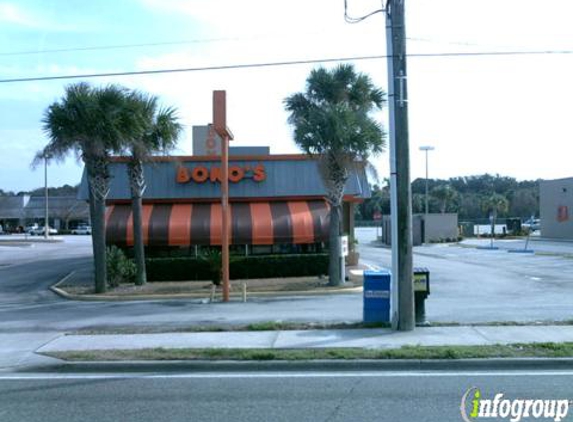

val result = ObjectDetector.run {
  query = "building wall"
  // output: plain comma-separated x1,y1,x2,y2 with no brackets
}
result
380,213,457,245
78,157,371,202
424,213,459,242
381,215,423,246
540,178,573,239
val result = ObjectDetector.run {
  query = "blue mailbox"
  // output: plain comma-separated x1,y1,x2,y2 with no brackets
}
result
363,270,391,323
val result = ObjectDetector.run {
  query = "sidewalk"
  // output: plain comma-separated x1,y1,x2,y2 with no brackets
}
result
36,325,573,354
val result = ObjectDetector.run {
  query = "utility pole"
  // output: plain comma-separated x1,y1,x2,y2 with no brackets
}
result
386,0,414,331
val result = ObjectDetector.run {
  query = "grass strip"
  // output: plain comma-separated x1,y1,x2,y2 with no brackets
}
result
44,342,573,362
73,320,573,336
73,321,391,335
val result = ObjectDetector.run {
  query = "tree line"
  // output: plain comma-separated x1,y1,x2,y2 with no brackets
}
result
357,174,540,221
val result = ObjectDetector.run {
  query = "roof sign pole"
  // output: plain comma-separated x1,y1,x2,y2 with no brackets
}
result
213,90,234,302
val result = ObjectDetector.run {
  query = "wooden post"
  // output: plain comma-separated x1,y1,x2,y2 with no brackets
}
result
221,133,230,302
213,90,233,303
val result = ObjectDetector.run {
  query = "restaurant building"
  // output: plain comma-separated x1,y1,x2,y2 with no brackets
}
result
78,145,371,256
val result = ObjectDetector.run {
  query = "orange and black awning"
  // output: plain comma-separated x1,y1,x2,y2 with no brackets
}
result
105,200,330,247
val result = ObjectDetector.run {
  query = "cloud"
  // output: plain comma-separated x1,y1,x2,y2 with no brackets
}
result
127,9,388,157
139,0,382,37
0,2,38,27
0,2,93,32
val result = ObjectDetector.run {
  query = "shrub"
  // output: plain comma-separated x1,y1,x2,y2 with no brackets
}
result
145,253,329,282
201,249,222,286
106,245,136,288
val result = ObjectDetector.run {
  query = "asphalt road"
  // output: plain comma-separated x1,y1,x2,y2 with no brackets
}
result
1,369,572,422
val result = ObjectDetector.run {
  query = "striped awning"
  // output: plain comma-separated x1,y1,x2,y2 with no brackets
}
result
105,200,330,247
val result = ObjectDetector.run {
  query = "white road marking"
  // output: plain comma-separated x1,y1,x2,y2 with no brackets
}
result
2,371,573,380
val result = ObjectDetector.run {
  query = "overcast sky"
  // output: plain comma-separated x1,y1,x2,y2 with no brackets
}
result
1,0,572,192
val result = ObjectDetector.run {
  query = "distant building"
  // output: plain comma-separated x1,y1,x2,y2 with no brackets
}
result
540,178,573,239
0,195,89,232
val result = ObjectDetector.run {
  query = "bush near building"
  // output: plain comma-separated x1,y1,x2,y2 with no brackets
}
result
145,254,329,282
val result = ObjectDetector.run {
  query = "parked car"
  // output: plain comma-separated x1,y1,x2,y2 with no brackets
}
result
522,218,540,232
71,225,92,235
29,226,58,236
24,224,39,233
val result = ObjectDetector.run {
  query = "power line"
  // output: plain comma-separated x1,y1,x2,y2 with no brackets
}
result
344,0,385,23
0,39,232,57
1,34,565,60
2,49,573,84
0,33,323,58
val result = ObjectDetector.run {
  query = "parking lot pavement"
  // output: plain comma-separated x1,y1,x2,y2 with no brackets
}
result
461,237,573,255
355,228,573,324
0,235,93,267
1,231,573,332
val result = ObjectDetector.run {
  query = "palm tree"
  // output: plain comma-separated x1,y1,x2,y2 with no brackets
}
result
431,185,458,214
482,193,509,247
284,64,386,286
36,83,143,293
123,91,182,286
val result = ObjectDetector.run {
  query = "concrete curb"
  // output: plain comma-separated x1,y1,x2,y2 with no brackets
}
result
0,237,64,244
49,274,363,302
17,357,573,374
49,271,79,300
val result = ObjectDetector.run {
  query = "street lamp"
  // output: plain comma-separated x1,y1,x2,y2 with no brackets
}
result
419,146,435,242
44,154,49,239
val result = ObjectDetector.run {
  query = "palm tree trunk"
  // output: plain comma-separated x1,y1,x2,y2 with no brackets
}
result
128,160,147,286
92,196,107,293
328,204,342,286
132,196,146,285
88,187,96,260
87,157,109,294
320,153,350,287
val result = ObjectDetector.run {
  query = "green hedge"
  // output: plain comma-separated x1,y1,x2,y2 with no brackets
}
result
146,254,329,282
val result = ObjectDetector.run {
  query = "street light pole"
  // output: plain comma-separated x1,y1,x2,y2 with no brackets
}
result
419,146,434,216
44,155,49,239
419,146,434,244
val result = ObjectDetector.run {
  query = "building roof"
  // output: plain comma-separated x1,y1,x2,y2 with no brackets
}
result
0,196,26,219
540,177,573,186
0,196,89,220
78,155,372,202
23,196,89,219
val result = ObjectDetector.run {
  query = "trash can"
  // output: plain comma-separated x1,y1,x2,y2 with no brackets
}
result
506,218,522,235
413,267,430,326
363,270,391,323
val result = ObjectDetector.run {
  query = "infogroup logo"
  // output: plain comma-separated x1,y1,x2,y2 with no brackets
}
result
460,387,571,422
